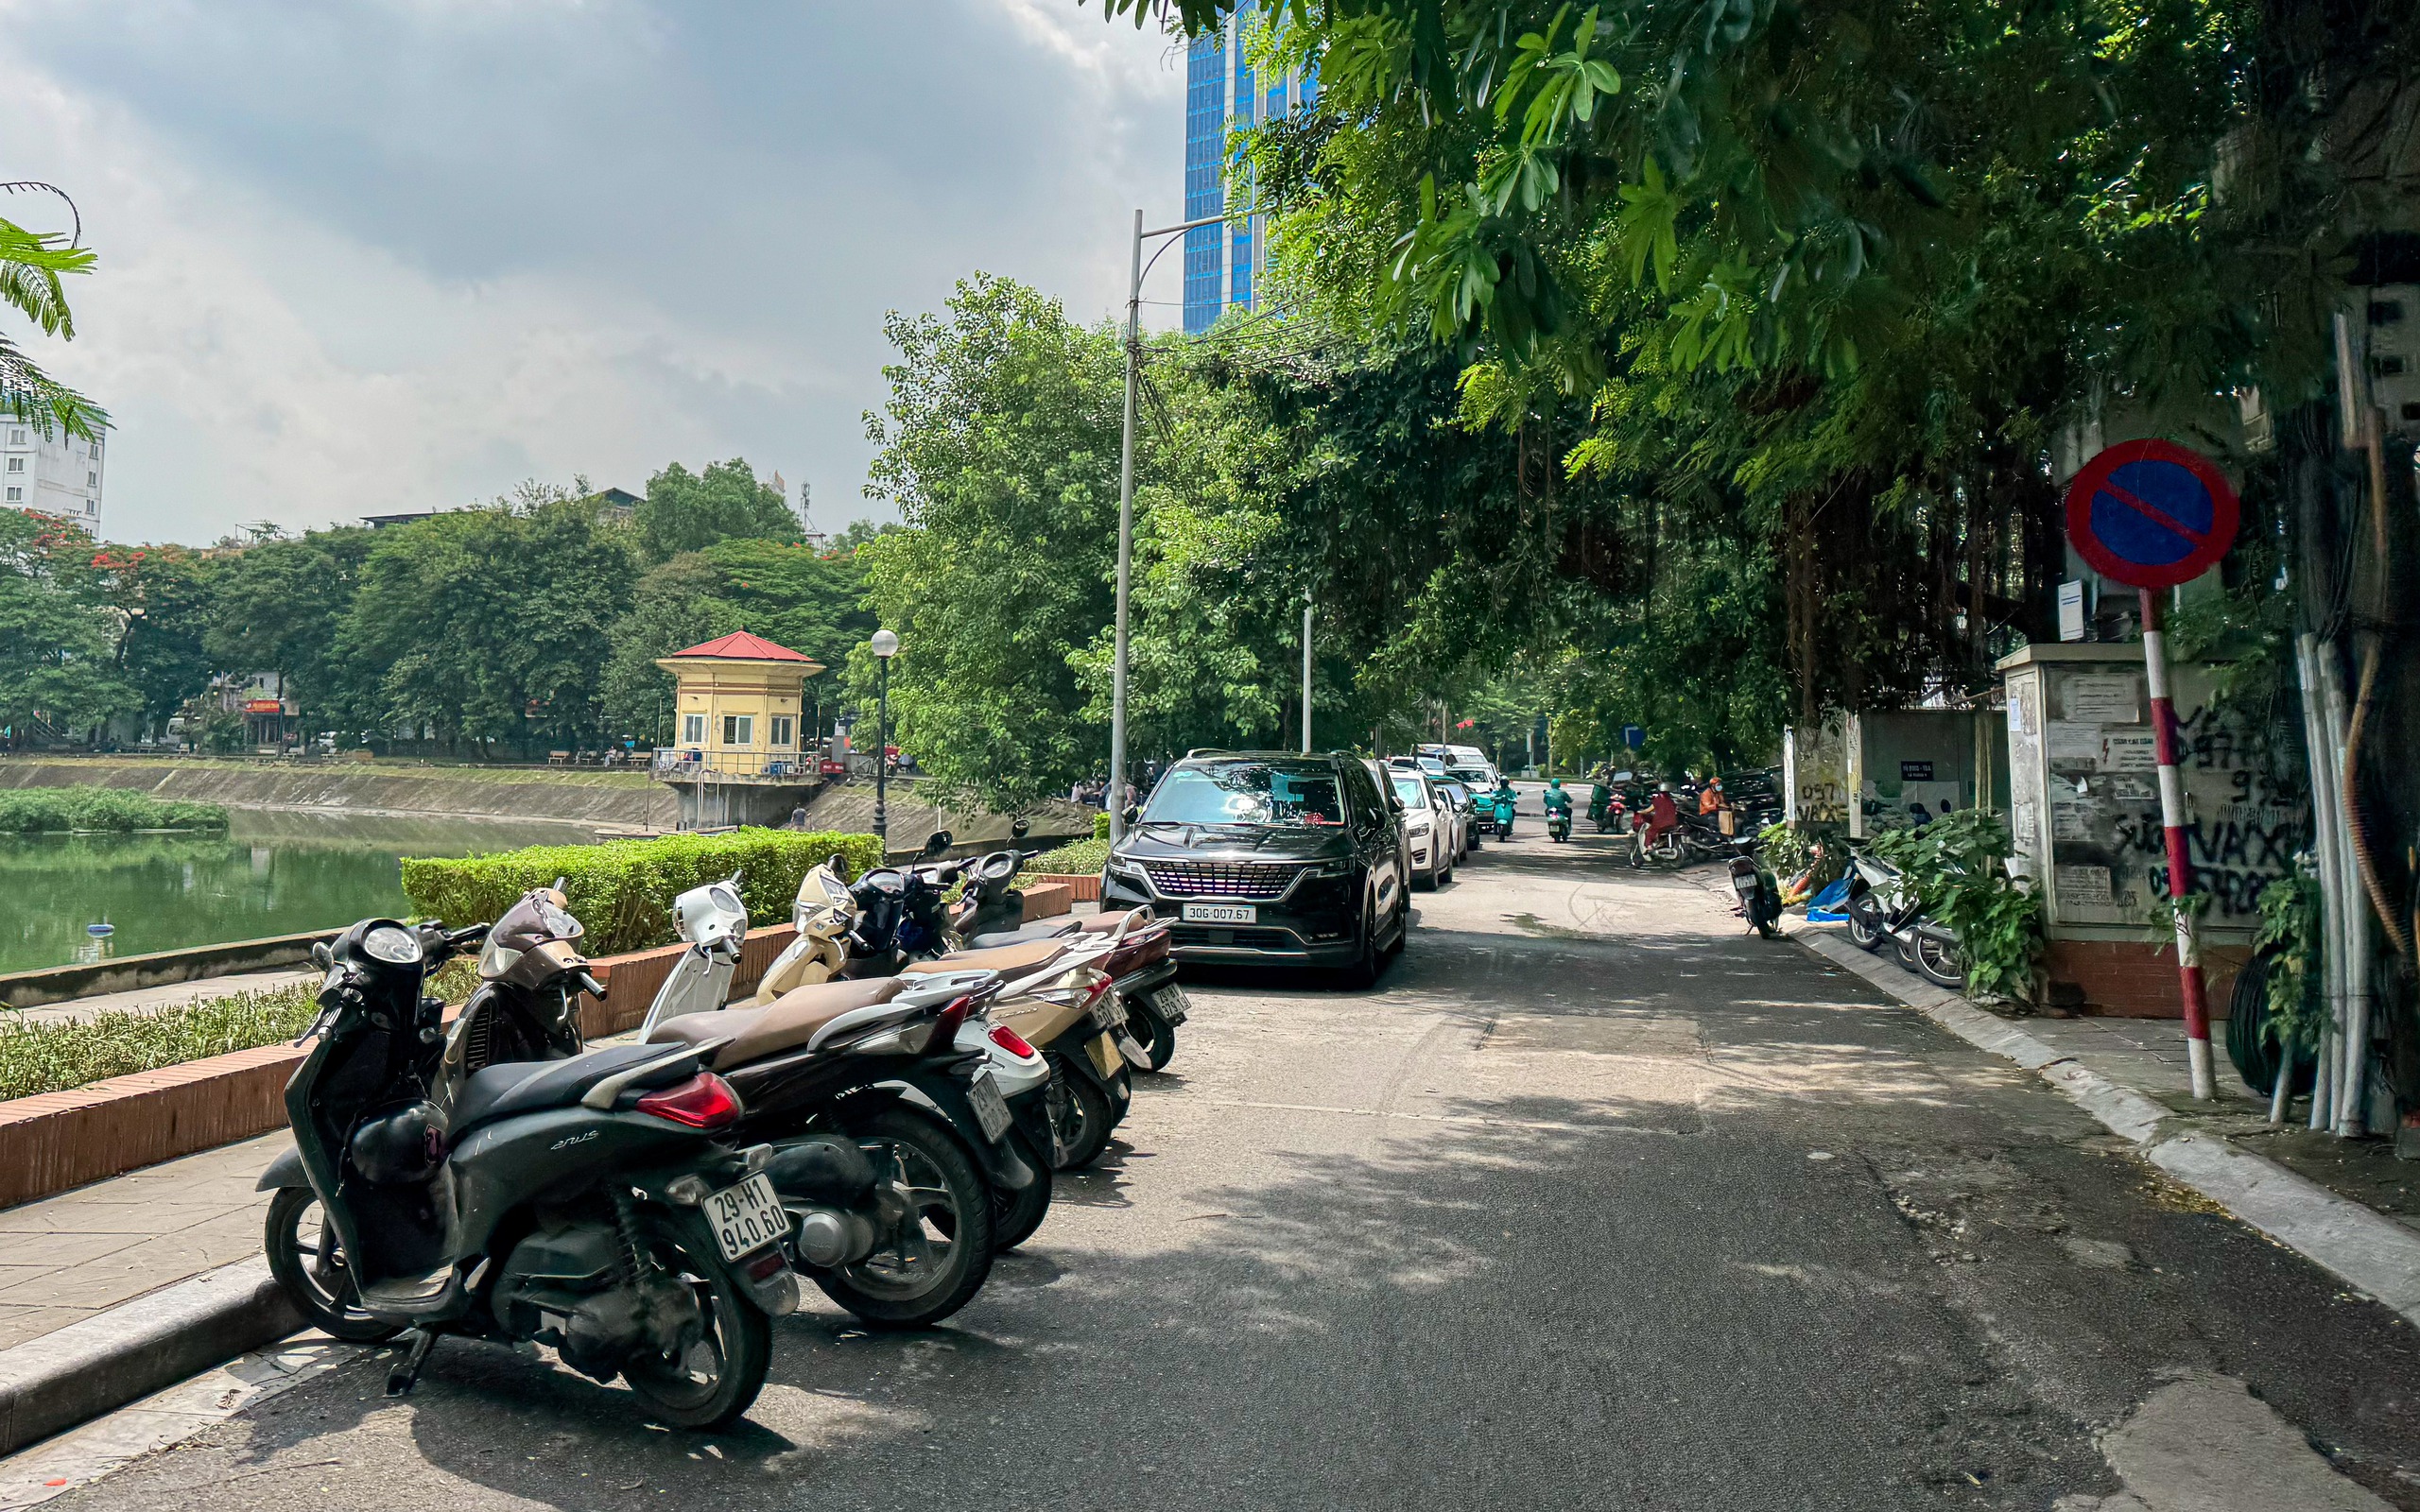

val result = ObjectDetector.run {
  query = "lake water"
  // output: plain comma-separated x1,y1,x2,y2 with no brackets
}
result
0,809,605,975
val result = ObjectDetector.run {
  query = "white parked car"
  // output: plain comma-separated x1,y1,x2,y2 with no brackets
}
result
1388,768,1458,888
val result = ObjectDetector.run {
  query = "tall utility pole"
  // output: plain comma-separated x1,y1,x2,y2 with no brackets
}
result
1301,590,1314,753
1110,208,1223,843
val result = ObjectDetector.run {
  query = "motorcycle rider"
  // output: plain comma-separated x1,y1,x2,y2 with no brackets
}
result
1642,782,1681,848
1698,775,1724,816
1544,780,1572,822
1490,777,1519,837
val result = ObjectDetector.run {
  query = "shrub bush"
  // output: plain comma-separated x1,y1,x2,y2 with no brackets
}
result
0,983,316,1102
1867,808,2043,1001
0,787,229,833
1093,811,1112,840
400,828,886,956
1021,835,1108,880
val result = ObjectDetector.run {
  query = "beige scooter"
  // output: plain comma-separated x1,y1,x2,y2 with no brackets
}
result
752,857,856,1004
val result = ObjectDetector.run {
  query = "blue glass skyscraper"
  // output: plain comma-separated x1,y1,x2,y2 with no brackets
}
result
1182,9,1316,334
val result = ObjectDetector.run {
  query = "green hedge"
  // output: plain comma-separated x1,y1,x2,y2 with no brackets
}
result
1022,835,1108,879
400,828,886,957
0,787,229,833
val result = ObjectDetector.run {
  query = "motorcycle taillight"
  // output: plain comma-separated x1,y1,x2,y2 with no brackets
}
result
634,1073,743,1129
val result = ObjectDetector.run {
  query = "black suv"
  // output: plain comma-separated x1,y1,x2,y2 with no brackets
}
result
1101,750,1409,984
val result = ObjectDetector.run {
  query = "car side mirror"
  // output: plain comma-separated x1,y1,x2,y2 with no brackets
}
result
1389,795,1405,812
311,940,333,970
1122,804,1141,827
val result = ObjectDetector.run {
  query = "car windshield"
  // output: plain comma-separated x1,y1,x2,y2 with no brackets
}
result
1447,766,1491,787
1142,760,1345,827
1389,775,1431,809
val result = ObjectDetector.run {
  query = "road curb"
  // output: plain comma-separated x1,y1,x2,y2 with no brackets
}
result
1793,927,2420,1327
0,1258,302,1457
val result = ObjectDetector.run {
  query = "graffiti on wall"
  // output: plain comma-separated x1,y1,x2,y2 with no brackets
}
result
2024,663,2304,936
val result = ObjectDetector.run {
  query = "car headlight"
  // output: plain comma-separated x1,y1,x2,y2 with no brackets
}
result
361,923,423,965
1405,815,1432,832
1304,859,1354,879
1106,855,1148,883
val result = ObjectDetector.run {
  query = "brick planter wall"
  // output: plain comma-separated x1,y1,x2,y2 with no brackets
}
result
1027,872,1101,903
0,924,802,1211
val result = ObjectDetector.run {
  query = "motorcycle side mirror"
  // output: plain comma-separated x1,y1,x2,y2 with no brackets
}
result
1011,816,1030,839
311,940,333,970
922,830,952,857
827,851,853,882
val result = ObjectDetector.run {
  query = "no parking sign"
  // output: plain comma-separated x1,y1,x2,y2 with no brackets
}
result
2062,438,2239,1099
2063,438,2239,590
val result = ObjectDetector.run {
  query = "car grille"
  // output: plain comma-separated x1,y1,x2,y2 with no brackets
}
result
1143,861,1303,900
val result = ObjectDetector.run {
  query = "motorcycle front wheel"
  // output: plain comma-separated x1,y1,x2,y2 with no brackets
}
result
812,1108,995,1329
263,1188,403,1344
620,1210,771,1430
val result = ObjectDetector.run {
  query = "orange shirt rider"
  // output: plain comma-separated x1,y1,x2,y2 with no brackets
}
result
1699,777,1724,816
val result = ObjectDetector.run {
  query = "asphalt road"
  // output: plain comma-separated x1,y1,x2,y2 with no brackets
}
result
49,830,2420,1510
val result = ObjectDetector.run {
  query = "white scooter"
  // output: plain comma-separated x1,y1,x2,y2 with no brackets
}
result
637,871,752,1038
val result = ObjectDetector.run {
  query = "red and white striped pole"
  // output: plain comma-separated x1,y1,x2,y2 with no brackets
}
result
2140,587,2216,1099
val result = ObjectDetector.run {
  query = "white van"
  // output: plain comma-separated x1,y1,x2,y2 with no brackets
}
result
1443,744,1498,787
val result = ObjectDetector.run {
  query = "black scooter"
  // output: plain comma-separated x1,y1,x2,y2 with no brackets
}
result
258,917,826,1429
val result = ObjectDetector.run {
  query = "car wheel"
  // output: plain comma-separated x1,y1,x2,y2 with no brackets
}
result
1339,902,1384,988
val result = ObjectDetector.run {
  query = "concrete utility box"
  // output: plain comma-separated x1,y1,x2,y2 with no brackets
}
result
1999,643,2305,1016
1787,709,2005,837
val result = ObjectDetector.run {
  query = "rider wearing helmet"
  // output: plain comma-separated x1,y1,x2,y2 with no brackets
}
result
1543,780,1572,817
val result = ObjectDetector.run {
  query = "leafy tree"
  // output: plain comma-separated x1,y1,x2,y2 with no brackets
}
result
340,500,638,753
0,510,130,739
92,544,216,733
856,275,1126,810
602,555,743,746
636,459,801,562
203,529,375,735
0,183,105,439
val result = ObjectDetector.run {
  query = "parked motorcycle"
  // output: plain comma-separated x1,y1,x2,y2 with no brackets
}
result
647,871,1063,1266
258,917,799,1428
1841,839,1965,988
1720,835,1785,939
954,875,1187,1073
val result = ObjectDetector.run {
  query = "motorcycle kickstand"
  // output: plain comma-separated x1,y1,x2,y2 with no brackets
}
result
386,1328,440,1397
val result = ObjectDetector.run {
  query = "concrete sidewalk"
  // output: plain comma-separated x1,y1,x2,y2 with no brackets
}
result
0,1134,286,1353
1794,920,2420,1322
9,971,318,1028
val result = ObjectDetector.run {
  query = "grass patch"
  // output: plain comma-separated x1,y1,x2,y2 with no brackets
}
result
0,984,316,1102
0,786,229,833
1021,836,1108,879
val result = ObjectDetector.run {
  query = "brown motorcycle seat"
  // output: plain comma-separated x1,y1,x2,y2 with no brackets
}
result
901,938,1069,974
646,976,908,1069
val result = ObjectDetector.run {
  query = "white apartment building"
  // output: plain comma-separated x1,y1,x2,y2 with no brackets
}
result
2,421,105,533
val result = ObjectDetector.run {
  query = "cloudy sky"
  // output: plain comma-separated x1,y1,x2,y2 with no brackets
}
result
1,0,1187,544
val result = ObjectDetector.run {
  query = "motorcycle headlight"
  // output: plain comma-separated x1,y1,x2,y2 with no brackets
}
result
361,924,423,966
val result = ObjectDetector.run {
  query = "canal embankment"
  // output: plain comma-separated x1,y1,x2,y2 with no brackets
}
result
0,756,678,828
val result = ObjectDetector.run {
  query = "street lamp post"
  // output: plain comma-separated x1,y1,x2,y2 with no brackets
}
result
1301,589,1313,754
870,628,899,852
1111,207,1224,844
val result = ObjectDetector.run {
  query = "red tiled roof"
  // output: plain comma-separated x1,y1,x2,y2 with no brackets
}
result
667,630,815,662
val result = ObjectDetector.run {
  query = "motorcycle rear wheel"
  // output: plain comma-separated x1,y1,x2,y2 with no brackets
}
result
1125,993,1179,1071
1047,1058,1117,1168
619,1210,771,1430
1913,933,1964,988
812,1108,995,1329
264,1188,403,1344
991,1130,1054,1250
1844,901,1885,952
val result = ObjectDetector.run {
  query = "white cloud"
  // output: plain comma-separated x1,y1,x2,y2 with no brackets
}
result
0,0,1187,542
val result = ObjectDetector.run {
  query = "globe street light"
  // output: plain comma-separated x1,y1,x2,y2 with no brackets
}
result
870,628,899,850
